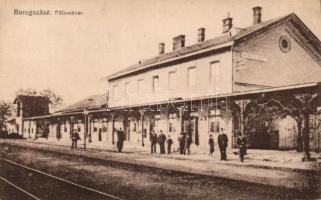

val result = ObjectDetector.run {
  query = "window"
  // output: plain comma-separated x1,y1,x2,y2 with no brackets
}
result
187,67,196,87
102,120,108,132
113,85,119,99
124,82,130,97
133,123,137,132
168,71,176,90
137,79,144,94
102,127,107,132
152,75,159,92
279,36,291,53
210,121,220,133
77,127,81,132
98,131,102,141
210,61,220,83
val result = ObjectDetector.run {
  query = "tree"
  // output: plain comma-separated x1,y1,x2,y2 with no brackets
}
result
0,100,13,134
39,89,64,111
16,88,64,111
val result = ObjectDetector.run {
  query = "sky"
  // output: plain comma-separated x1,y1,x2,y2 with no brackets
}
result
0,0,320,107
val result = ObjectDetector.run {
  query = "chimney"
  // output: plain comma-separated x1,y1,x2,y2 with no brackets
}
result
172,35,185,50
198,28,205,42
159,43,165,55
253,6,262,25
222,14,233,34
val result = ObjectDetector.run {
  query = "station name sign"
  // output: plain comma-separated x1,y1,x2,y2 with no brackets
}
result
241,51,267,62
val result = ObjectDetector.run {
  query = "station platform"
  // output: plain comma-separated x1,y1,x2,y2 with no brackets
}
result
1,139,321,192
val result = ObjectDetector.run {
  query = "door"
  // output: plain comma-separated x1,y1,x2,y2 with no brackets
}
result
183,117,199,145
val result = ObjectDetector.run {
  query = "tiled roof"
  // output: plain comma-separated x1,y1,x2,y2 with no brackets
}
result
56,94,108,113
105,14,293,80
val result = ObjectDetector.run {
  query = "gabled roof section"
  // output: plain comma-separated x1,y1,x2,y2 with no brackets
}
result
55,93,108,114
14,95,50,105
104,13,321,81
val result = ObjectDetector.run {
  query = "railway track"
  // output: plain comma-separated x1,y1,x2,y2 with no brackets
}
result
0,158,123,200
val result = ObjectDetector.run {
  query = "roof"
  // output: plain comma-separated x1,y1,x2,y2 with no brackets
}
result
108,82,319,110
56,93,108,113
104,13,320,81
24,82,319,120
14,95,50,104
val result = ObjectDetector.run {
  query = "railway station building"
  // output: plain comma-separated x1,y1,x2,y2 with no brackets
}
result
9,7,321,156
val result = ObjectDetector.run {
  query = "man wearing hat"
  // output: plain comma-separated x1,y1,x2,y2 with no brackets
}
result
217,128,228,160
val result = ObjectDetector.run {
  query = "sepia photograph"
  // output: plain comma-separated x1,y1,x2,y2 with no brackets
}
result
0,0,321,199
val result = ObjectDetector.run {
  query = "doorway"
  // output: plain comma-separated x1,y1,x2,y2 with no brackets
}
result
183,117,199,145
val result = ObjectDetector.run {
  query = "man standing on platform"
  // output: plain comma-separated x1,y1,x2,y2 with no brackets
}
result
166,135,173,154
178,133,185,154
150,131,157,154
158,130,166,154
237,132,246,162
116,128,125,152
71,130,80,149
218,128,228,160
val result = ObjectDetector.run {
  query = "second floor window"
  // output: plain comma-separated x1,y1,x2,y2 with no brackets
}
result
187,67,196,87
113,85,119,99
210,60,220,83
124,82,130,97
152,75,159,92
168,71,176,90
137,79,144,94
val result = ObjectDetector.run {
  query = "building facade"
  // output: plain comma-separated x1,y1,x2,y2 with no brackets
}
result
8,7,321,154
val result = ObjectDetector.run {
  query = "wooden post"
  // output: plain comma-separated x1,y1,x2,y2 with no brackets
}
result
179,108,184,134
88,115,92,143
28,120,31,139
35,120,39,139
70,116,74,139
111,113,115,145
139,110,145,147
84,115,87,150
83,109,89,150
302,110,311,161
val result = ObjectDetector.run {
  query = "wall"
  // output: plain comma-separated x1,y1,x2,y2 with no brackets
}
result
108,50,233,108
233,22,321,91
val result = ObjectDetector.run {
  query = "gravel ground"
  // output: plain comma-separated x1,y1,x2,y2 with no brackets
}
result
0,144,318,200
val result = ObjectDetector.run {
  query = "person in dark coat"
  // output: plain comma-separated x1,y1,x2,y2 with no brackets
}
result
116,128,125,152
217,128,228,160
158,131,166,154
184,134,192,155
237,133,246,162
208,135,214,156
71,130,80,149
178,133,185,154
150,131,157,154
166,135,173,154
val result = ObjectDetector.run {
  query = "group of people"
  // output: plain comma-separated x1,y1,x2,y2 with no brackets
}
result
208,129,247,162
70,128,126,153
150,130,173,154
208,128,229,160
70,127,247,162
150,131,193,155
